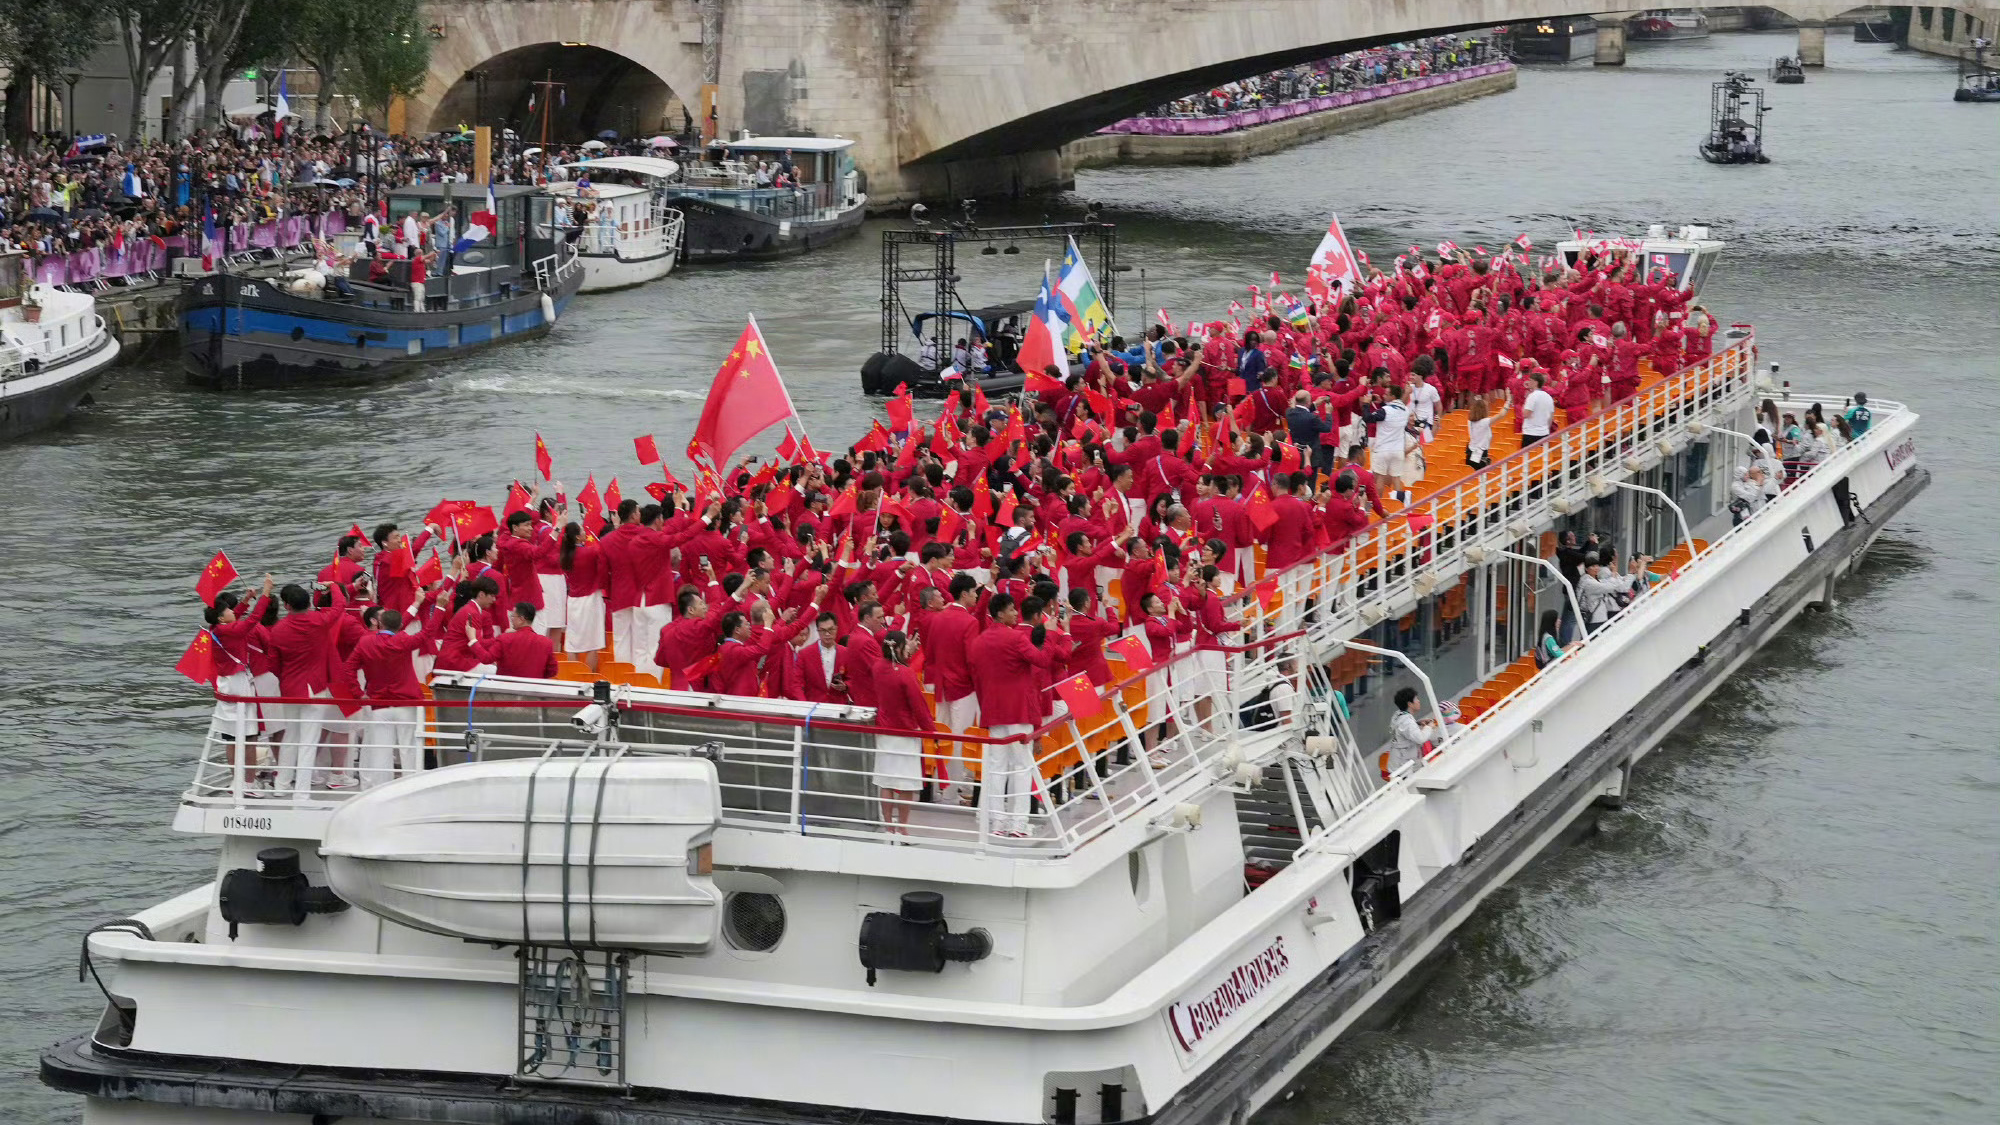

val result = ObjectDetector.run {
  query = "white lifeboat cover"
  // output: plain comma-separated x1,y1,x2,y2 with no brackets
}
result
320,756,721,952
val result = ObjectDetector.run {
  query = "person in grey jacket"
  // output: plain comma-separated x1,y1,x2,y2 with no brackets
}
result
1576,553,1635,632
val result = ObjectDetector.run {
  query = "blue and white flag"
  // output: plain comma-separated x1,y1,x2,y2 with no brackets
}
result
274,72,290,139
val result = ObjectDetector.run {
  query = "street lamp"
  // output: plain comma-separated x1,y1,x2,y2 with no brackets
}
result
62,70,82,139
469,69,488,130
1463,544,1588,647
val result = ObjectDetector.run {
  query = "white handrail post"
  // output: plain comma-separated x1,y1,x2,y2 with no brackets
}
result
1338,637,1453,754
1469,544,1588,647
1609,479,1698,559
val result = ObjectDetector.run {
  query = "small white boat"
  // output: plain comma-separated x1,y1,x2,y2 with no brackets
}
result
0,250,120,440
546,156,687,292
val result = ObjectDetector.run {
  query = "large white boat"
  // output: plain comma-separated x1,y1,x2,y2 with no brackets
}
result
42,233,1928,1125
1629,9,1712,40
545,156,687,293
1,249,120,440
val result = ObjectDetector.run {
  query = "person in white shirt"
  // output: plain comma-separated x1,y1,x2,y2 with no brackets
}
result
1520,372,1556,444
1363,384,1413,494
1465,398,1494,469
1410,372,1442,437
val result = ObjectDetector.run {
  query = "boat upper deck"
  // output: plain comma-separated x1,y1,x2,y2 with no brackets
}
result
167,335,1924,892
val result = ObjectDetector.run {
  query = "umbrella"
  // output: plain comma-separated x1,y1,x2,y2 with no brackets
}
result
580,140,608,151
648,135,679,148
224,102,300,120
596,129,620,140
333,177,356,187
25,206,65,226
521,147,542,157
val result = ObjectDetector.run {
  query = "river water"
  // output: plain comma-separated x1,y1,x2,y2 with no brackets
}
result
2,32,1993,1124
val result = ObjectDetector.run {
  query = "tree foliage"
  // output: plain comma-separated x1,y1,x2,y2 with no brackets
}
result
0,0,102,85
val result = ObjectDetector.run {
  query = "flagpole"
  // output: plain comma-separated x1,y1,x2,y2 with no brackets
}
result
747,312,810,451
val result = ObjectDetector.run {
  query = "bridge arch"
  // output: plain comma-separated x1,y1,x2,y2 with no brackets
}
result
410,0,705,139
896,0,2000,166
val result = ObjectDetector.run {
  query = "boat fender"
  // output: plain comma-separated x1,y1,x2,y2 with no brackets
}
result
856,890,991,987
216,846,350,940
541,293,556,325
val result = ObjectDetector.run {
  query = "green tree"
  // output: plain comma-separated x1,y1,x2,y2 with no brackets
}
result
0,0,104,143
115,0,209,140
351,7,431,127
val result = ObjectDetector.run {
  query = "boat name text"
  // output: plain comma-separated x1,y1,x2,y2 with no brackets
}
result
1165,935,1291,1055
1884,437,1917,471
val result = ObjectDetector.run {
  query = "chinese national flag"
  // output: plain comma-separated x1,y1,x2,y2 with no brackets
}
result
1254,578,1281,611
935,504,964,544
776,429,801,463
1245,488,1279,533
1227,377,1247,397
644,482,670,503
577,475,602,522
765,486,794,515
347,522,367,544
1108,635,1153,676
1277,442,1302,473
604,477,624,514
895,430,923,471
972,385,991,418
634,434,661,465
1083,388,1113,418
413,551,443,587
1055,671,1108,722
970,476,993,520
386,542,415,578
829,484,858,518
534,433,554,480
996,493,1017,528
452,505,500,541
684,653,721,685
1024,368,1063,396
661,465,683,492
195,550,237,606
692,318,797,470
856,420,892,454
748,462,779,488
175,630,217,685
504,483,532,517
886,385,914,432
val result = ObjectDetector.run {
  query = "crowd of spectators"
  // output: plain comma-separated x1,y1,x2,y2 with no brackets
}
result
1139,36,1497,118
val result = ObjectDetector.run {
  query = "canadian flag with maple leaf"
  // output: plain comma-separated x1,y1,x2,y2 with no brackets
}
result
1305,213,1363,306
690,317,799,470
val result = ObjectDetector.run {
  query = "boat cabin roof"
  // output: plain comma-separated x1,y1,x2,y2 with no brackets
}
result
718,135,854,154
554,155,681,181
388,183,542,202
544,180,651,201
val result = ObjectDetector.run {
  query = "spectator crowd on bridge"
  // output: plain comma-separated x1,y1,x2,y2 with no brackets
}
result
1137,36,1497,118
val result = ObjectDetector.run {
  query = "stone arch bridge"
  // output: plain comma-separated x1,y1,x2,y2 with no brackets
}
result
415,1,1997,205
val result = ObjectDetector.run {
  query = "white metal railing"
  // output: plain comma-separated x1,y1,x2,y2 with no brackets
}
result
186,342,1763,859
572,208,684,261
1,308,111,384
1437,388,1913,744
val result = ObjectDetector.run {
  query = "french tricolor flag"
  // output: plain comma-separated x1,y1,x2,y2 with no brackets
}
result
451,182,500,253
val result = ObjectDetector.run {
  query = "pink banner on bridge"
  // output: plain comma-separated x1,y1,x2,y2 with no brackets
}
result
1098,62,1511,136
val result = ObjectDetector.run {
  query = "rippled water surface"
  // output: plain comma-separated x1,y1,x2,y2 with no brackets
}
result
1,32,1993,1124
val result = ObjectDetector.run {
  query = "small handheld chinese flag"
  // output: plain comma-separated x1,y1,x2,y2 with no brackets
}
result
644,482,670,503
1108,635,1153,676
577,475,602,523
634,434,661,465
1055,671,1108,722
776,429,801,463
828,484,858,519
1254,578,1281,611
413,551,444,587
195,550,237,606
386,542,415,578
347,522,367,544
504,482,532,517
174,630,217,685
534,433,554,480
886,385,914,432
1246,489,1279,533
605,477,623,513
684,653,721,684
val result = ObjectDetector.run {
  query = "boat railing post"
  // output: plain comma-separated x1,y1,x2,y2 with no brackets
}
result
787,723,804,834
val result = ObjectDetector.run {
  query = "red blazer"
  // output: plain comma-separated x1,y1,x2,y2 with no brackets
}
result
872,662,934,735
478,627,557,680
267,590,347,696
969,623,1054,728
655,615,722,690
788,640,851,704
435,599,499,673
340,628,432,703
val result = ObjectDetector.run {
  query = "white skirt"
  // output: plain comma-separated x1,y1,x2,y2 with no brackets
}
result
1144,669,1171,727
208,671,257,739
1176,650,1226,702
873,734,925,791
536,575,567,629
565,591,605,653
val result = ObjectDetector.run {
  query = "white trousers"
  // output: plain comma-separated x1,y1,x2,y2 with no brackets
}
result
565,591,606,653
274,691,337,797
979,724,1036,837
937,692,981,795
359,705,425,788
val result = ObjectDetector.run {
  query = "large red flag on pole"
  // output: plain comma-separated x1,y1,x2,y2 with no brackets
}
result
691,317,799,472
1306,213,1363,306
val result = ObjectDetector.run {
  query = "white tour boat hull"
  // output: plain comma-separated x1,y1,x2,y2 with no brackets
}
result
45,336,1930,1125
576,246,679,293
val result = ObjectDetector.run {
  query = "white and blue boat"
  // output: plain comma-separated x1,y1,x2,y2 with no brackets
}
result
179,184,583,390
